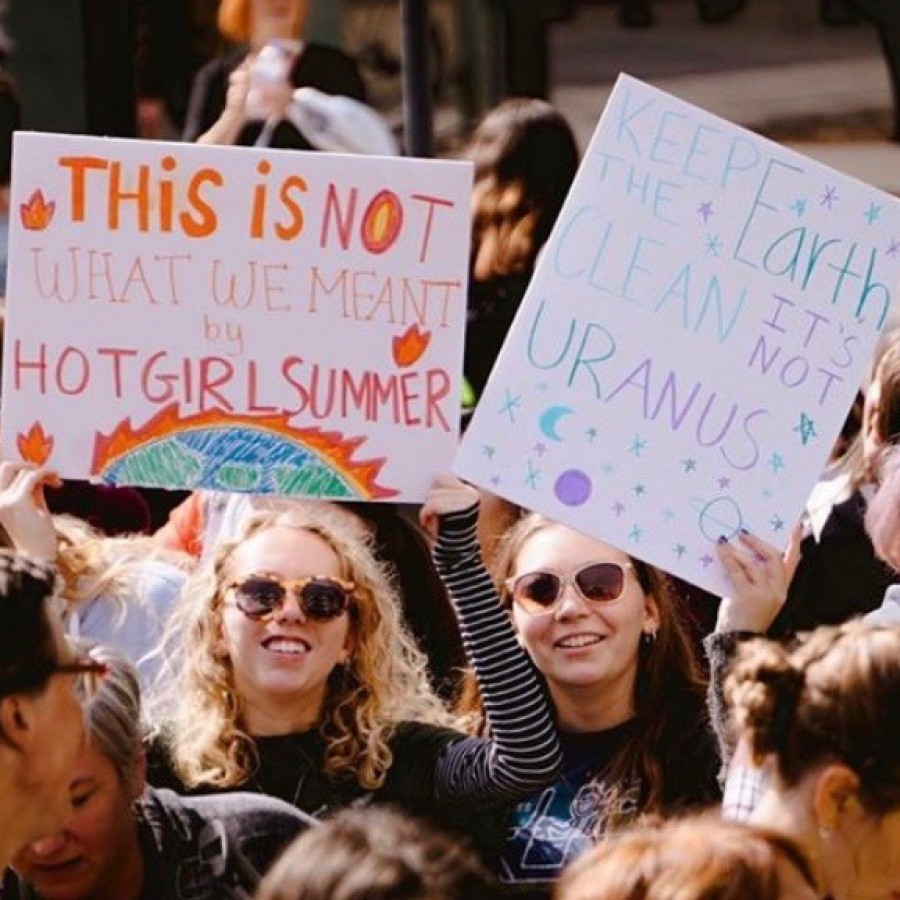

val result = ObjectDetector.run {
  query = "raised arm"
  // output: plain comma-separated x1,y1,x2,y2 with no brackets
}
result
705,526,801,765
420,475,561,804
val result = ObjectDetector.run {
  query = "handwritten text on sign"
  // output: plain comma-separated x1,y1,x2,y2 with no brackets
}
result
1,134,472,500
455,75,896,595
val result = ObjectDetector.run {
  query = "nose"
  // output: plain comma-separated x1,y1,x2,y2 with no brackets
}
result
554,580,588,619
273,588,306,623
29,832,69,858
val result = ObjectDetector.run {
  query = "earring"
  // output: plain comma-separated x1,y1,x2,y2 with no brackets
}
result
641,630,657,649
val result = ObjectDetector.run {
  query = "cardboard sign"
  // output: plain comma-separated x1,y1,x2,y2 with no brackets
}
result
1,134,472,501
456,74,897,595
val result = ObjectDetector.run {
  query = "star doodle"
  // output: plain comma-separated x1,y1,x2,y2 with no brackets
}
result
697,201,714,224
673,543,687,559
499,390,522,423
612,501,626,517
601,462,615,476
628,524,643,543
481,444,495,460
629,435,648,457
704,233,723,258
717,476,732,490
524,461,540,489
790,198,808,218
585,427,599,443
533,442,548,457
662,508,677,522
864,202,882,225
793,413,817,445
699,554,715,568
489,475,502,488
632,483,647,497
770,515,785,532
682,458,698,473
820,185,839,210
768,453,785,474
886,238,900,258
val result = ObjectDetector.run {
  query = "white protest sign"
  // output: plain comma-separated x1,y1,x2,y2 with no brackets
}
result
1,133,472,501
456,74,897,596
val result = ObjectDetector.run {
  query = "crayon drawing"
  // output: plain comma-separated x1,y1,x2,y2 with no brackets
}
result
91,405,397,499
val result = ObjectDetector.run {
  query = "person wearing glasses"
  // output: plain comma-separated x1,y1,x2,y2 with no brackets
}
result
6,643,315,900
0,549,106,869
422,475,720,896
149,498,561,865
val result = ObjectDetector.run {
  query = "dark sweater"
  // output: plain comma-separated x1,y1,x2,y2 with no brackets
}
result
3,786,313,899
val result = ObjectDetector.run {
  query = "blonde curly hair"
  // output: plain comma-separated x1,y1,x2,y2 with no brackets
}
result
53,514,190,622
156,505,453,791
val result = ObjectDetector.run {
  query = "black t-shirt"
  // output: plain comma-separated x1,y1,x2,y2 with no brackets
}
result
183,43,367,147
497,714,720,899
149,721,511,866
771,490,899,636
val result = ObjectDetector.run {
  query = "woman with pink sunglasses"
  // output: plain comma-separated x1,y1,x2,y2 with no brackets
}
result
422,475,720,897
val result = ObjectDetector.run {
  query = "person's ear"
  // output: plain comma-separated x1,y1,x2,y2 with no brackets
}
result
0,694,35,753
643,594,660,637
862,379,884,449
813,764,861,832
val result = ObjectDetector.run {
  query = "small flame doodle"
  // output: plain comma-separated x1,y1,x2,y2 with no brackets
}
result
20,189,56,231
17,422,54,465
392,324,431,368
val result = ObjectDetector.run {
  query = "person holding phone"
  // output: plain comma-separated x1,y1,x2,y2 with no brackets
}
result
185,0,366,148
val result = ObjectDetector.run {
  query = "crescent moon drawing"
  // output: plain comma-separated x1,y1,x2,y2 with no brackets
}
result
538,405,575,442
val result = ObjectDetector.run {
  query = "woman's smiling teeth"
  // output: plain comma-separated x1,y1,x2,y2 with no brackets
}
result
556,633,605,649
263,636,310,655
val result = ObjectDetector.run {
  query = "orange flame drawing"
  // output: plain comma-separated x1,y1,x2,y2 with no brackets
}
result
17,422,54,465
392,324,431,368
20,189,56,231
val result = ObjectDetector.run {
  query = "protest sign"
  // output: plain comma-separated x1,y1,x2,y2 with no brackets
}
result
1,134,472,501
455,74,898,595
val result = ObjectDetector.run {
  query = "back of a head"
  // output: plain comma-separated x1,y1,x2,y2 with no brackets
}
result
0,550,61,699
727,621,900,813
255,807,498,900
555,816,814,900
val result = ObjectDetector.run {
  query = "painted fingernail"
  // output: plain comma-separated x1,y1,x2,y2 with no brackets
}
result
717,535,729,544
739,527,749,535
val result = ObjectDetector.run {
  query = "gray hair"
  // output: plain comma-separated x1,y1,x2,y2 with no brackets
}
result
76,642,143,793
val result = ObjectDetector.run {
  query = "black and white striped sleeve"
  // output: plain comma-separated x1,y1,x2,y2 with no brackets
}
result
430,503,561,803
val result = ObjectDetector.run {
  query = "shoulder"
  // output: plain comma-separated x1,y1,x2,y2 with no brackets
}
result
174,789,317,833
390,720,467,753
293,43,366,100
140,787,313,894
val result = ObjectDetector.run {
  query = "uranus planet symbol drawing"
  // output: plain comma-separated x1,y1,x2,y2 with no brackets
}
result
689,495,744,542
538,406,575,442
554,469,592,506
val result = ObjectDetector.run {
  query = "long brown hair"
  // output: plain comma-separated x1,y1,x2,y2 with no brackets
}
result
458,514,708,815
467,98,579,283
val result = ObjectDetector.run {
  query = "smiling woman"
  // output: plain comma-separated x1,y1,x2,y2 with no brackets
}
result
149,499,561,866
429,478,721,894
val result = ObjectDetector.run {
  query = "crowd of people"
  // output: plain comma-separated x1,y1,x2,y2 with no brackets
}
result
1,0,899,898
